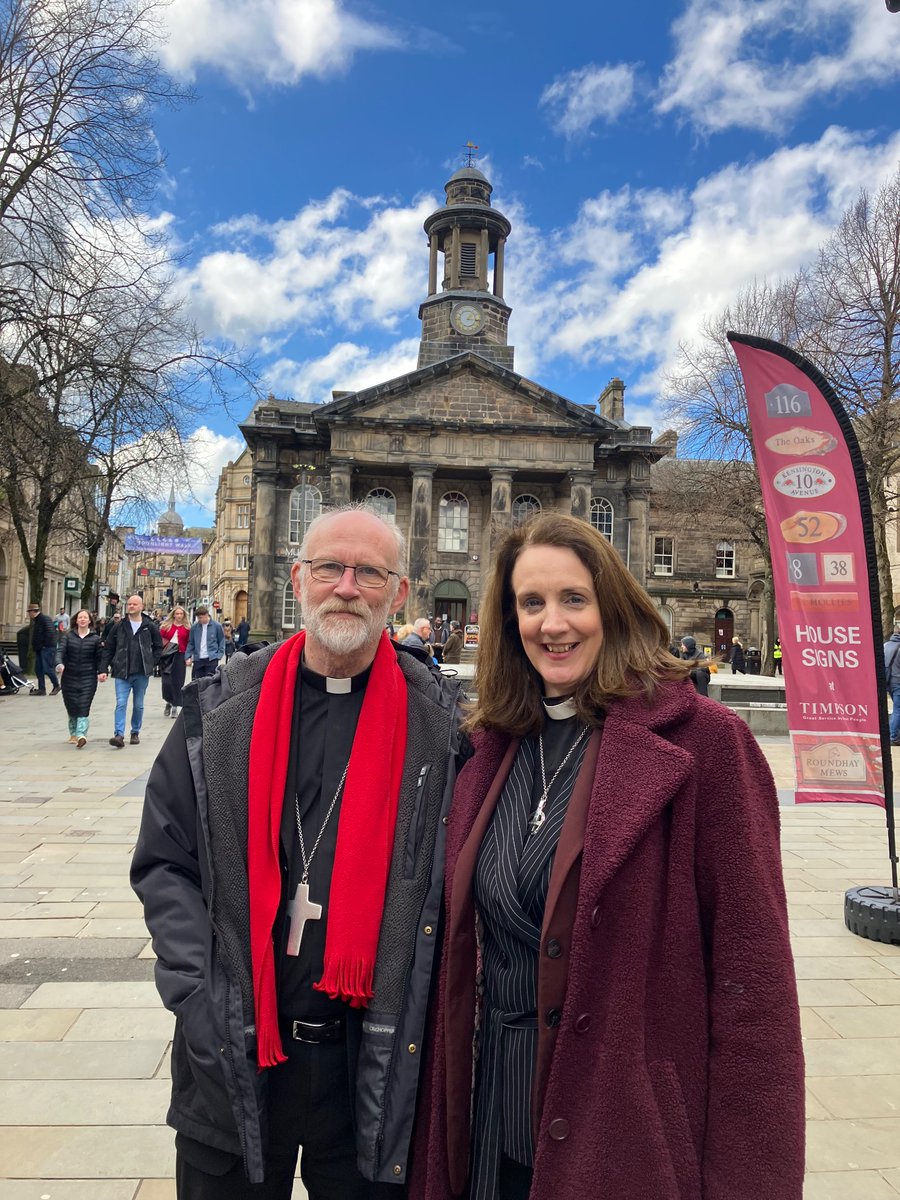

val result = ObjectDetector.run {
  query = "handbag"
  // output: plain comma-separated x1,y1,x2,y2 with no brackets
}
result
159,639,180,674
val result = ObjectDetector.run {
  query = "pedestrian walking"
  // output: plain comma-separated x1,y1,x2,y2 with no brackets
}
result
729,635,747,674
413,513,804,1200
54,607,70,641
159,606,190,718
235,617,250,648
101,594,163,748
25,601,58,695
884,623,900,746
222,620,237,662
442,619,464,664
131,505,468,1197
55,610,107,747
185,604,225,680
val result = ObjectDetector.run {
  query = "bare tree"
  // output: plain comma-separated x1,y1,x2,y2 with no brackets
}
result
662,278,811,669
805,169,900,635
0,241,253,604
0,0,189,318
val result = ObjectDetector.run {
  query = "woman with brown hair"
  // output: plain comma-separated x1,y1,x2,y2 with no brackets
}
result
55,609,106,747
159,605,190,718
413,513,803,1200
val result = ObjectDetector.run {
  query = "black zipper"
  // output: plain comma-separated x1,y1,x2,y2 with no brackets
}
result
404,764,431,878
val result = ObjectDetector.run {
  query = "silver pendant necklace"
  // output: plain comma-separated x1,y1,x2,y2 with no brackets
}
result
529,726,590,835
285,762,350,956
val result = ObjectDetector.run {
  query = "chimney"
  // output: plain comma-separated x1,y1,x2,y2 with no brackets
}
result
598,377,625,422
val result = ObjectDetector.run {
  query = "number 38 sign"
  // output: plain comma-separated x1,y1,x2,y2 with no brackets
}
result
729,333,887,808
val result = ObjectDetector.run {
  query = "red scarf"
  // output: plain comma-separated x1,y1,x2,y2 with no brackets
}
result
247,630,408,1068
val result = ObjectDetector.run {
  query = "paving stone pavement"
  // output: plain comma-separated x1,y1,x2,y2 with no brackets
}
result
1,678,899,1198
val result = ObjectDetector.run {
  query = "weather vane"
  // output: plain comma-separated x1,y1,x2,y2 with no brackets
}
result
463,140,479,168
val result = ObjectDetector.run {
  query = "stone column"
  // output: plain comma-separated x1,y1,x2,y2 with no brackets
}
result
328,458,353,508
489,468,514,555
626,488,650,583
408,465,434,617
450,226,460,289
251,465,277,640
494,236,506,298
480,229,490,290
568,470,593,522
428,233,439,296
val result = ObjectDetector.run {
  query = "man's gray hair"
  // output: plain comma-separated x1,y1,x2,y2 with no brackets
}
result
414,617,431,635
298,502,407,572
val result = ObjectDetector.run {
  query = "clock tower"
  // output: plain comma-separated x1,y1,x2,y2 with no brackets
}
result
418,166,514,369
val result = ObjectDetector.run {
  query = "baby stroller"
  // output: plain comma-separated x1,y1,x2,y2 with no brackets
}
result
0,650,35,694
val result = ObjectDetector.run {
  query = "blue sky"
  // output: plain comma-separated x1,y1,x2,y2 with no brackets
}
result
144,0,900,527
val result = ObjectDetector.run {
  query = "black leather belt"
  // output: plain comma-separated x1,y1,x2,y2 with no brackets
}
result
286,1017,345,1044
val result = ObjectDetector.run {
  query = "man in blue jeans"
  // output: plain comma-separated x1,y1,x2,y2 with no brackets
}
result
185,605,225,680
26,602,59,695
102,595,162,747
884,622,900,746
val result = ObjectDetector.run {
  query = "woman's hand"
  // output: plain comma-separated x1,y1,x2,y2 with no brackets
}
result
98,673,107,683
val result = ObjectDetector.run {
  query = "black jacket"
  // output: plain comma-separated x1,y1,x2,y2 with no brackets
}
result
131,640,468,1185
102,614,162,678
30,612,56,653
57,630,104,717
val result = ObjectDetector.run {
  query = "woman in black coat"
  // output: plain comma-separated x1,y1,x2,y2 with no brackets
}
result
55,610,107,747
730,636,747,674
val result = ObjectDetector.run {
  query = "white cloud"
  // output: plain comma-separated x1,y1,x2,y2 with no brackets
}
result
183,426,246,514
266,338,420,403
657,0,900,134
158,0,400,87
540,63,637,139
502,127,900,404
180,191,436,342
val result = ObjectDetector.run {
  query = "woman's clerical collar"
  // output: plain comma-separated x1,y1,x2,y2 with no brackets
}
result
300,659,372,694
542,695,578,720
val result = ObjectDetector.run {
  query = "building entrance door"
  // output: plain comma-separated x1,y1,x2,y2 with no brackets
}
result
433,580,469,628
713,608,734,659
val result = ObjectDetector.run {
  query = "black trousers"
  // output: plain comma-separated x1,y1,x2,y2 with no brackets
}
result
190,658,219,681
175,1038,399,1200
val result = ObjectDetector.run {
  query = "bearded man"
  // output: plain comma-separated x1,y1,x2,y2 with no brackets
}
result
132,506,468,1199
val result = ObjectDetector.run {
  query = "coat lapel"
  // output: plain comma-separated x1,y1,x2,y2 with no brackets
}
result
583,711,694,899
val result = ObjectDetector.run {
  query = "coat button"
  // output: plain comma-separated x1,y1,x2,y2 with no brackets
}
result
545,1008,562,1028
574,1013,591,1033
545,938,562,959
548,1118,570,1140
590,905,602,929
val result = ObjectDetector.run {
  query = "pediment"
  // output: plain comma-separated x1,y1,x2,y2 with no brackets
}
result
315,352,615,435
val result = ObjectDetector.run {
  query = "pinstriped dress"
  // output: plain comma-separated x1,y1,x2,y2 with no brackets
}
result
469,706,590,1200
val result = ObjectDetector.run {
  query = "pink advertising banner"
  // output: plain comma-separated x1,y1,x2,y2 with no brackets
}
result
728,333,889,807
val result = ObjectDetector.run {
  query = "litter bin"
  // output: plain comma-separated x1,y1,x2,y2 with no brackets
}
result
745,647,761,675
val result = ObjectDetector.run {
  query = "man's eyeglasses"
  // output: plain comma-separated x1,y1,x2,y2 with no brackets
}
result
302,559,399,590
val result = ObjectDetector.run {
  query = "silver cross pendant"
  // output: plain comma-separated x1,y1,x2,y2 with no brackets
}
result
285,880,322,956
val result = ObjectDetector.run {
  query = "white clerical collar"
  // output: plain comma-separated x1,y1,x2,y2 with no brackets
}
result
542,695,578,720
300,658,371,694
325,676,352,694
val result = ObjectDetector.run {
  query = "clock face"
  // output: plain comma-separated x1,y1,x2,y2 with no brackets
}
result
451,302,484,335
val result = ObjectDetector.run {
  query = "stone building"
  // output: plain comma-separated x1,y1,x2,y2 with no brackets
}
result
240,166,672,639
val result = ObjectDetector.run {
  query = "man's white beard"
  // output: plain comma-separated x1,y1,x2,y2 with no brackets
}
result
300,590,392,660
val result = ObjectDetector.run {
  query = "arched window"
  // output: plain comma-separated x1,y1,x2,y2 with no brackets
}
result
366,487,396,523
438,492,469,553
282,580,297,630
716,541,736,578
512,494,541,527
590,496,614,541
658,604,675,638
289,485,322,544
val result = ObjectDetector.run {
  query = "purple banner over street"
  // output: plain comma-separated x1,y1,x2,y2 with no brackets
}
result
729,333,888,808
124,534,203,555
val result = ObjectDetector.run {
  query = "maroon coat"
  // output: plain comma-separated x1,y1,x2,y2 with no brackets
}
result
411,679,804,1200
